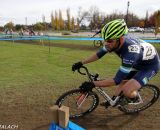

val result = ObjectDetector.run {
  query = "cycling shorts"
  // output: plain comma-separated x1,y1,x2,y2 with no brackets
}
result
125,64,160,86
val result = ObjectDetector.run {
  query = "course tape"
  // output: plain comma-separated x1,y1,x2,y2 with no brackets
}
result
0,36,160,43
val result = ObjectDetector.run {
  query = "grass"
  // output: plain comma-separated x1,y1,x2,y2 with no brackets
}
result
0,41,116,87
0,40,160,130
0,41,160,89
35,39,95,46
0,41,159,100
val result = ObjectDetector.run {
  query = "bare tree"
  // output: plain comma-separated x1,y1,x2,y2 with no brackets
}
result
144,10,149,28
88,6,105,30
155,10,160,36
76,7,89,30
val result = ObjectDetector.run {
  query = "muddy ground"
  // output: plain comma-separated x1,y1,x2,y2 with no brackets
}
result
0,87,159,130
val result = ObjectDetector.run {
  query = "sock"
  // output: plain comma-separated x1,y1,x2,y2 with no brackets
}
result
112,96,116,100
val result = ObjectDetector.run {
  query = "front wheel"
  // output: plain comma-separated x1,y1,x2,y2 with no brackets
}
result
55,89,99,118
118,84,160,114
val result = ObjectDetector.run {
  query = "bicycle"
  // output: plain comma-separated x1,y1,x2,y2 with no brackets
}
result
91,30,103,48
55,66,160,119
93,40,103,48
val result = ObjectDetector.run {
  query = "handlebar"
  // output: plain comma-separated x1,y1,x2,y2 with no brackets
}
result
77,66,99,81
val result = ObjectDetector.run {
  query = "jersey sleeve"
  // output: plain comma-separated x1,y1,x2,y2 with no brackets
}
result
113,66,133,85
96,46,108,58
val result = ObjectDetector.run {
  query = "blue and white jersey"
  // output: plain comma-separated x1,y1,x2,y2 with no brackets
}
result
96,35,160,85
115,35,159,70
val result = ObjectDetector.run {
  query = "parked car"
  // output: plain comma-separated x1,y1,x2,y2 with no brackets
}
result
144,28,155,33
129,27,144,32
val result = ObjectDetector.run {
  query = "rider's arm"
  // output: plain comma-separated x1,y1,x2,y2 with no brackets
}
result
82,46,108,64
93,78,116,87
93,51,140,87
93,65,133,87
82,53,99,64
93,66,132,87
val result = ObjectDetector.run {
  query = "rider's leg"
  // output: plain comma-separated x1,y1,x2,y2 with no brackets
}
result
122,67,159,98
114,80,127,96
114,71,138,97
122,79,141,98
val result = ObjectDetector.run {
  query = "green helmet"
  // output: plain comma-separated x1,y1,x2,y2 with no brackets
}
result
101,19,128,40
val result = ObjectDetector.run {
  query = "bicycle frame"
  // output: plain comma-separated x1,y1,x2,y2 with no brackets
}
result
94,86,143,106
78,66,144,106
94,87,120,106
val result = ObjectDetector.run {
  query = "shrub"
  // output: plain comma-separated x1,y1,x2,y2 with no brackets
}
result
61,32,71,35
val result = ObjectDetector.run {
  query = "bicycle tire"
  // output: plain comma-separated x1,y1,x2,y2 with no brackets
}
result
55,89,99,118
93,40,103,47
118,84,160,114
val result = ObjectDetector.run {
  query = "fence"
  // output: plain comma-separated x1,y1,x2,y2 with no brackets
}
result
0,34,160,43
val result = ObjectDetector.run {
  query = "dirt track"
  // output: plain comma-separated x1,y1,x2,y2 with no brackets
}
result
0,41,160,130
0,91,160,130
16,40,98,51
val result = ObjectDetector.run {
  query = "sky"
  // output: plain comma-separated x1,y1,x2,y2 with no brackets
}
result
0,0,160,26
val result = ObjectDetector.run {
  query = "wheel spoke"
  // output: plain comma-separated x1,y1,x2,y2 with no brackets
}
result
56,89,99,118
118,84,159,114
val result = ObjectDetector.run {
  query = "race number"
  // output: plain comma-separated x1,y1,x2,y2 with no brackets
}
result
140,43,156,60
128,45,140,53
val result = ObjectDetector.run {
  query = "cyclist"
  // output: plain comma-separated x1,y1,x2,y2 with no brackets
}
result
72,19,160,105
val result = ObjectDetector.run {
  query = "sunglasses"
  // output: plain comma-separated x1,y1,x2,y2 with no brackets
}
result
105,39,116,43
106,38,121,43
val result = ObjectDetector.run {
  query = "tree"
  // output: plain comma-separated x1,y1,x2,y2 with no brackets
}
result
4,22,14,29
33,22,45,31
88,6,101,30
59,10,64,30
155,10,160,35
0,26,3,31
76,7,89,30
55,11,59,30
148,10,160,28
148,13,156,27
124,13,139,27
144,10,149,28
66,8,71,30
71,16,75,30
138,20,145,28
15,24,23,31
51,11,55,30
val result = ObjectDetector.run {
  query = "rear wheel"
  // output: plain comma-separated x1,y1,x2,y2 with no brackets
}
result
118,84,160,114
93,40,103,47
55,89,99,118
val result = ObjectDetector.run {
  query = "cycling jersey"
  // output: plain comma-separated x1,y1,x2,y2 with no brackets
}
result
96,35,160,86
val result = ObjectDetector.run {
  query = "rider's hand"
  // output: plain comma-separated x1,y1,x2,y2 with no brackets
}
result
72,61,83,71
79,81,95,92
